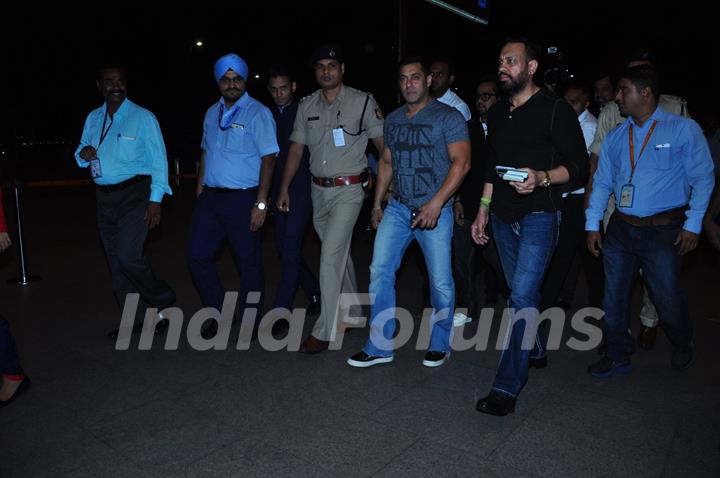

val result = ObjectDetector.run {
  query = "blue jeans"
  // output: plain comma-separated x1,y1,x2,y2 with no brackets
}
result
363,200,454,357
602,218,692,361
491,211,560,397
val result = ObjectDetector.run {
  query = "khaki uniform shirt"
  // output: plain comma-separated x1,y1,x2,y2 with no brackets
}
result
589,94,689,155
289,84,384,178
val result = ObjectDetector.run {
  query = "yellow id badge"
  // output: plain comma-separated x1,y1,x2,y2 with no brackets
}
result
619,184,635,208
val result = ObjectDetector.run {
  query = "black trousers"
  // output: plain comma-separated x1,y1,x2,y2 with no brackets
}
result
96,177,175,326
541,194,603,310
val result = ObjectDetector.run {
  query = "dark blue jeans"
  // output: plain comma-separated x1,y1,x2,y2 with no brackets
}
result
602,218,692,361
187,188,263,316
0,318,21,375
491,211,560,397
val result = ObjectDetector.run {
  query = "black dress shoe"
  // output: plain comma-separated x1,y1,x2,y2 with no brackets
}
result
0,376,31,408
307,294,321,315
529,356,547,369
476,391,516,416
200,316,240,340
271,319,290,338
107,319,169,340
671,346,694,370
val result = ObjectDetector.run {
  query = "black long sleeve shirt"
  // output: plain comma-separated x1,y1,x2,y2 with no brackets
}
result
485,88,589,223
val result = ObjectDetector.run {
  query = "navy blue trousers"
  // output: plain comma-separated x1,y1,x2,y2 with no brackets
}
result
272,180,319,310
187,188,263,315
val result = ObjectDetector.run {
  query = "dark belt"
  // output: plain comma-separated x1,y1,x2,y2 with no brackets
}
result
312,174,363,188
612,206,686,227
203,185,257,193
96,175,149,192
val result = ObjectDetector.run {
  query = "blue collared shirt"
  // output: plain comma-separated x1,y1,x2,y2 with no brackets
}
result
586,107,715,233
74,99,172,203
201,93,279,189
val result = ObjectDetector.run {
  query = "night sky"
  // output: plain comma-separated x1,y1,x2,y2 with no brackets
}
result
3,1,717,178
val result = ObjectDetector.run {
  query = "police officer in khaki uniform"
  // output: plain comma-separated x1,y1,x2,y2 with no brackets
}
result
276,45,384,353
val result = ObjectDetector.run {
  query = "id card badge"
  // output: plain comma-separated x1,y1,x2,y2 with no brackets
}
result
619,183,635,208
332,127,346,147
90,158,103,179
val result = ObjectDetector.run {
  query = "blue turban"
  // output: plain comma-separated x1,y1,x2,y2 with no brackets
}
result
213,53,249,83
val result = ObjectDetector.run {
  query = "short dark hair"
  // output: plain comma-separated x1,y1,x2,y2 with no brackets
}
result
429,57,455,77
619,64,661,97
476,75,500,94
623,47,658,67
268,64,293,83
96,64,127,80
502,35,541,62
594,72,617,87
398,56,431,76
563,79,591,99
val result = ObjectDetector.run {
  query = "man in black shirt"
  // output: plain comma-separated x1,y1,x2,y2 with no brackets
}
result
470,37,589,416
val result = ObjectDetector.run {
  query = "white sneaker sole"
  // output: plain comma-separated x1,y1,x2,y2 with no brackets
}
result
422,352,451,368
347,355,394,368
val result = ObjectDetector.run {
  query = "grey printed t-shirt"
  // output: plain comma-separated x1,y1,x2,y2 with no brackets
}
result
384,99,469,210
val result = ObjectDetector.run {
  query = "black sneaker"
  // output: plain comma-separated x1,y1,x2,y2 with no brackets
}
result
422,351,450,368
588,356,631,378
671,346,694,370
476,391,516,416
347,351,393,368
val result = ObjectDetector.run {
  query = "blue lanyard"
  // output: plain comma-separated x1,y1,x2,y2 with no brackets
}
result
97,110,114,148
218,103,240,131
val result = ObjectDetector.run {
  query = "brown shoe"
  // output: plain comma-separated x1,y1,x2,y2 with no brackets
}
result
637,325,657,350
299,335,329,354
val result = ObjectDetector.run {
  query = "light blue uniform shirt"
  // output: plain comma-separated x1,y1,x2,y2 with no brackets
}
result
201,93,279,189
586,107,715,233
74,99,172,203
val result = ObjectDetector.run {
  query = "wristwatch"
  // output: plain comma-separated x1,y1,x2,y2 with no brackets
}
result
254,201,267,210
539,171,551,188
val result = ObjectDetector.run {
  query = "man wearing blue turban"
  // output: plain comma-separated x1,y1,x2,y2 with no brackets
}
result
188,53,280,339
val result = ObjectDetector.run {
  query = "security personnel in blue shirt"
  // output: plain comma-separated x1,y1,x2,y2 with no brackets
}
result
187,53,279,339
267,65,321,332
75,65,175,339
586,65,715,376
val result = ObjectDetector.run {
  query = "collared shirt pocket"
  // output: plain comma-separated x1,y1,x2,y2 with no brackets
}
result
223,124,247,151
116,133,139,164
652,142,675,170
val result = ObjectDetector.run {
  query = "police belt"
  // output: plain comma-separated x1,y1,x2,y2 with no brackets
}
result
312,174,363,187
611,206,686,227
96,175,149,192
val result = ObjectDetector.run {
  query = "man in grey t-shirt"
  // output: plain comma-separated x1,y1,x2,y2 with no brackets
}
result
347,57,470,368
